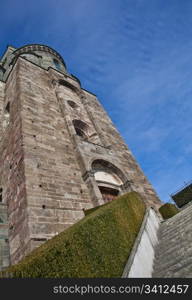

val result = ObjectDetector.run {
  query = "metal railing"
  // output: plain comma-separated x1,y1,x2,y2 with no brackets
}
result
170,179,192,197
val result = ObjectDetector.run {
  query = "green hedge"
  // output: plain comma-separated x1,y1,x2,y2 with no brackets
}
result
159,203,179,220
0,192,146,278
84,201,109,216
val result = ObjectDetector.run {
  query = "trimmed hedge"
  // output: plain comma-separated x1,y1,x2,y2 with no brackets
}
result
84,202,109,216
159,203,179,220
0,192,146,278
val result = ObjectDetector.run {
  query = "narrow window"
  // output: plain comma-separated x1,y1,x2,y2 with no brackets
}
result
5,102,10,114
3,102,10,129
53,58,61,71
0,188,3,203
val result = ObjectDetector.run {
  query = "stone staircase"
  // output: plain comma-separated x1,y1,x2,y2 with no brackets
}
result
152,202,192,277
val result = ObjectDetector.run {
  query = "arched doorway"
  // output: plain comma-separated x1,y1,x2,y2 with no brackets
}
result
98,186,119,203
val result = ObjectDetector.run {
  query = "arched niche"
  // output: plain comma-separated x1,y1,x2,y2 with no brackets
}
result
91,159,126,182
94,170,123,185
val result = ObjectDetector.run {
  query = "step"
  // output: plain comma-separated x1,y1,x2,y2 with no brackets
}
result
161,219,192,228
158,232,192,248
162,214,192,226
161,219,192,230
154,250,187,265
153,262,192,278
153,256,189,274
152,205,192,278
157,240,191,251
155,241,188,253
158,228,192,241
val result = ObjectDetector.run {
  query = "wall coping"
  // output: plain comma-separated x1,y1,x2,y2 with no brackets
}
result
122,207,160,277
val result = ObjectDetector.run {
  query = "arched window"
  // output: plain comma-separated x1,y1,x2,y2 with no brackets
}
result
53,58,61,71
72,119,89,139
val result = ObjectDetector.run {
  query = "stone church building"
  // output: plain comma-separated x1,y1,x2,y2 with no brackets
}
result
0,44,161,270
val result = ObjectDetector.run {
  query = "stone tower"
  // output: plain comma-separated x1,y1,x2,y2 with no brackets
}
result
0,44,161,268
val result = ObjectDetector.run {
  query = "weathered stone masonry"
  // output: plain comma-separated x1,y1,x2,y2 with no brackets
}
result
0,44,161,268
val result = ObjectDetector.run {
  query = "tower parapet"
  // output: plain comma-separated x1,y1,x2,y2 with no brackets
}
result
0,44,67,81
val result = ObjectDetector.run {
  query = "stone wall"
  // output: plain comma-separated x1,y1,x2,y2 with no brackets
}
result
0,61,30,264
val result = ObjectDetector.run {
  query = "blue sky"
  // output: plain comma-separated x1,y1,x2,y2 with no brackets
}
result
0,0,192,203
